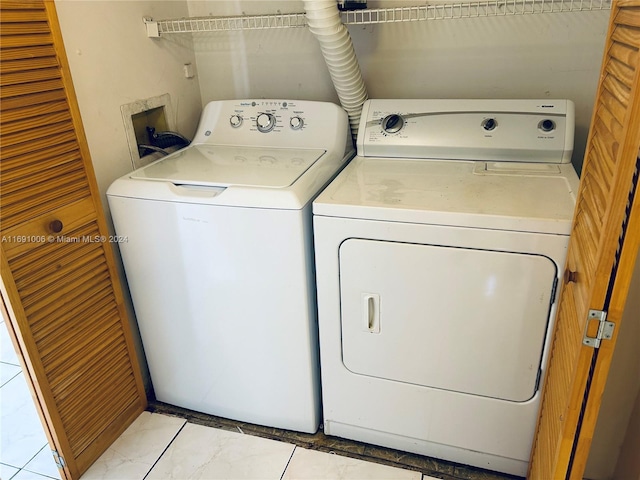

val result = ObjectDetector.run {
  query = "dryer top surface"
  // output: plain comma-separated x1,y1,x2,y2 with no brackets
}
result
312,156,580,235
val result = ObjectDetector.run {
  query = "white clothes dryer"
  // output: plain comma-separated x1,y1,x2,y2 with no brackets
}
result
312,99,579,475
107,99,353,433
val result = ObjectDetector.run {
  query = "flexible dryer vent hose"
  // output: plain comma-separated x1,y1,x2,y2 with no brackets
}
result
303,0,368,139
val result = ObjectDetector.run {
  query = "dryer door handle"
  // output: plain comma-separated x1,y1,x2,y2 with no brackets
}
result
367,296,375,329
363,293,380,333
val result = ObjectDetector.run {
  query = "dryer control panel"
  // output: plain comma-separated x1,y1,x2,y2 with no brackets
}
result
357,99,575,164
192,99,350,152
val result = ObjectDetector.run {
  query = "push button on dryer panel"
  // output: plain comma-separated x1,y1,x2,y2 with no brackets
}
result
538,119,556,133
482,118,497,131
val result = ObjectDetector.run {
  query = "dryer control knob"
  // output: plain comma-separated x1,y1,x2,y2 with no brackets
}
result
256,113,276,133
229,114,243,128
382,114,404,134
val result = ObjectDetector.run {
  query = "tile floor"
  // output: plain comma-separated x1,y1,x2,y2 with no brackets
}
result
1,320,511,480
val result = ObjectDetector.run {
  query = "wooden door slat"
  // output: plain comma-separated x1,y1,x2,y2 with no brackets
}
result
2,154,83,196
36,294,115,358
22,256,110,313
1,112,72,140
0,44,56,62
31,282,111,339
609,40,639,71
616,6,640,27
600,85,628,124
1,120,75,149
595,102,625,143
606,56,636,87
0,99,68,125
1,56,59,74
43,310,119,377
67,373,138,457
1,178,91,231
0,1,45,9
0,88,66,110
0,32,53,48
603,72,632,106
0,9,47,21
1,22,51,35
1,67,61,87
0,78,64,99
1,129,77,160
611,24,640,47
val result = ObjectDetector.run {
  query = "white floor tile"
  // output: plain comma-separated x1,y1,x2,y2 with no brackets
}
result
11,469,58,480
1,462,20,480
1,321,20,365
282,447,422,480
80,412,186,480
0,373,48,468
1,361,21,387
147,422,295,480
23,446,61,480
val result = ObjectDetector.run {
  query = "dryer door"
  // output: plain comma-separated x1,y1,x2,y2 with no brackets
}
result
339,238,557,402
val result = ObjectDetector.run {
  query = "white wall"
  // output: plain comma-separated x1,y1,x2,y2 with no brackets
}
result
189,0,610,173
55,0,203,202
186,1,340,103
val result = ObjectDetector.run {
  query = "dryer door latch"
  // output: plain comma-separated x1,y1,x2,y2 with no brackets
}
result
582,309,614,348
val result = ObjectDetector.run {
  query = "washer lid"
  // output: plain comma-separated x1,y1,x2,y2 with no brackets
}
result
313,156,580,234
131,145,326,188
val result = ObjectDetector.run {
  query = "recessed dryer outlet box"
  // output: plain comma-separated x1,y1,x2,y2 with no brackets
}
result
121,93,176,168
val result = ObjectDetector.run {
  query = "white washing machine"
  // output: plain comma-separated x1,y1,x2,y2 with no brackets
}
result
313,99,579,475
107,99,353,433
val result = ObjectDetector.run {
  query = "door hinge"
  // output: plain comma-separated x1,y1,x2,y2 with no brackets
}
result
52,450,65,469
583,309,614,348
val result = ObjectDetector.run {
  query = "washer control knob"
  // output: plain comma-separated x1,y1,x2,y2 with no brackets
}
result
256,113,276,133
382,114,404,134
482,118,497,131
229,114,243,128
290,116,304,130
539,119,556,132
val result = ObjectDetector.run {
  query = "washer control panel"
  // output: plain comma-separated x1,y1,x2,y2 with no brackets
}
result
221,101,309,134
191,99,351,150
358,99,575,164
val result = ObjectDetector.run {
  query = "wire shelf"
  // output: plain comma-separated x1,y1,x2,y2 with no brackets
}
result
342,0,610,23
145,0,611,36
155,13,308,34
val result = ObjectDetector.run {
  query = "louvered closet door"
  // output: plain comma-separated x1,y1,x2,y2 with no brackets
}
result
0,1,147,479
528,1,640,479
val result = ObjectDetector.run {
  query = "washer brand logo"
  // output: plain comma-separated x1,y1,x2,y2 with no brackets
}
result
182,217,208,223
